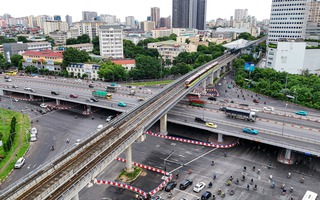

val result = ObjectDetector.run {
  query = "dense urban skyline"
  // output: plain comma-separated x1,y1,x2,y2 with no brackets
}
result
1,0,271,22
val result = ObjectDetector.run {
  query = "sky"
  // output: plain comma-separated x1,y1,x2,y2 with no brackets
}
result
1,0,271,22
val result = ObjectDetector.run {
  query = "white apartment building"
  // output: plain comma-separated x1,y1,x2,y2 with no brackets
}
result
152,28,172,38
171,28,198,36
267,0,309,44
49,31,68,45
67,63,100,80
43,21,69,34
125,16,136,28
99,25,123,58
139,21,155,32
74,21,105,40
67,27,79,39
234,9,248,22
27,41,52,51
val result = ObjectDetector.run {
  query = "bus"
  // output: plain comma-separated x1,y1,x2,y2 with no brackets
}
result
302,190,318,200
186,92,200,99
4,71,17,76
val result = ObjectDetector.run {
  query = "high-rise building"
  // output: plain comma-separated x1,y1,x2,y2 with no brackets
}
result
139,21,155,32
82,11,98,21
74,21,105,40
125,16,136,28
27,15,37,27
160,16,172,28
151,7,160,28
267,0,309,44
172,0,207,30
306,0,320,39
65,15,73,26
36,15,52,29
99,14,118,24
43,21,69,34
99,25,124,58
54,15,61,21
234,9,248,22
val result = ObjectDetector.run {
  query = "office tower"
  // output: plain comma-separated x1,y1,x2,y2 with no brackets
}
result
234,9,248,22
268,0,309,44
82,11,98,21
54,15,61,21
151,7,160,28
306,0,320,39
172,0,207,30
125,16,136,28
139,21,155,32
160,16,172,28
65,15,73,26
99,25,123,58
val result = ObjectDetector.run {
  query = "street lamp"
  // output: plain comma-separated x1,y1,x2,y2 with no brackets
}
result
281,103,288,135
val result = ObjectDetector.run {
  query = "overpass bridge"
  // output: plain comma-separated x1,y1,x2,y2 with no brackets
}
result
0,50,237,199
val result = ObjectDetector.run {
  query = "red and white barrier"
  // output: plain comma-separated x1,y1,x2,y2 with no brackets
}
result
145,131,238,148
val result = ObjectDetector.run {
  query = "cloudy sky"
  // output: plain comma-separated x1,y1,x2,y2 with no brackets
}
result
1,0,271,22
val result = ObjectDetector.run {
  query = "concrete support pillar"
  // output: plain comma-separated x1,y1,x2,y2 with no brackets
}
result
71,193,79,200
222,66,226,73
209,74,214,84
29,95,34,100
218,133,224,143
87,105,91,112
160,114,167,135
285,149,292,160
56,99,60,105
202,79,206,88
126,145,133,172
216,70,221,78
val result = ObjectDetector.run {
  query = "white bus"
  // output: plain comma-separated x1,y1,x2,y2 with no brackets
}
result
302,190,318,200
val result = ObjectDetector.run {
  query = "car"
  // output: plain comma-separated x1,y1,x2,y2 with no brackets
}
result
70,94,78,98
239,103,249,107
12,85,18,88
106,115,113,122
30,135,37,142
295,110,307,116
5,78,12,82
97,124,103,131
207,97,216,101
179,179,193,190
219,107,226,111
38,109,47,114
165,181,177,192
75,79,82,82
195,117,206,123
227,85,232,89
218,83,222,86
30,89,36,92
151,196,161,200
118,102,127,107
243,127,258,135
13,98,19,102
31,127,37,135
14,157,25,169
24,87,31,91
90,97,99,102
89,84,94,88
40,103,47,108
87,98,94,103
201,191,212,200
193,182,206,193
253,99,260,103
263,106,274,111
205,122,217,128
51,91,60,95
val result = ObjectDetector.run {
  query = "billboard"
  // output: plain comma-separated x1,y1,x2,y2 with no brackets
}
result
244,62,255,72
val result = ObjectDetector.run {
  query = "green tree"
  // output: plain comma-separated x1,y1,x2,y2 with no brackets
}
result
17,36,28,43
98,61,128,81
92,36,100,55
134,55,161,79
77,34,91,43
238,32,256,41
62,48,90,67
169,33,177,41
10,54,23,67
0,36,16,45
45,36,55,46
66,38,78,45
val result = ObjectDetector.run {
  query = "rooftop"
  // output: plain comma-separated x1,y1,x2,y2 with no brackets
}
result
111,59,135,65
23,50,63,58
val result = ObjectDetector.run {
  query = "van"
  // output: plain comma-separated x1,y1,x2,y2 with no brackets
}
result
97,124,103,131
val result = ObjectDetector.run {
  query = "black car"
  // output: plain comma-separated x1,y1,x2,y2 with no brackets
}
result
165,181,177,192
90,97,99,102
207,97,216,101
219,107,226,111
51,91,60,95
179,179,193,190
195,117,206,123
89,84,94,88
201,191,212,200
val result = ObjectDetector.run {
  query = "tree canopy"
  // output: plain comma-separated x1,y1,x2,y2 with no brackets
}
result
62,48,90,67
10,54,23,67
66,34,91,45
0,36,16,45
238,32,256,41
97,61,128,81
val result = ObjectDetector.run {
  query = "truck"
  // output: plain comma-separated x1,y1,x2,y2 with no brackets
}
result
189,99,206,107
224,107,256,122
92,90,112,99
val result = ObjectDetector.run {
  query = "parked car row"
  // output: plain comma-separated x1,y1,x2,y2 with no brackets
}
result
164,180,212,199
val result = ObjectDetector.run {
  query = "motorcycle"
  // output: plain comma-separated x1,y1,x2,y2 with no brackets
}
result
289,187,293,193
208,182,213,188
51,146,54,151
271,182,275,188
288,172,291,178
235,179,239,185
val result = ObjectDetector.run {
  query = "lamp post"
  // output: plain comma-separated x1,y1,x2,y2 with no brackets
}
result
281,103,288,135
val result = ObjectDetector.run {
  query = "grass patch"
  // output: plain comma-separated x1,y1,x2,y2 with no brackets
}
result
0,109,30,181
128,80,174,86
118,167,142,182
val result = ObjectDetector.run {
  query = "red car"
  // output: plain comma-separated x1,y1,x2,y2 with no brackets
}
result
70,94,78,98
253,99,260,103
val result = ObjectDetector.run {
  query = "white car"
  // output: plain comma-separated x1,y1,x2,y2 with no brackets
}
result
24,87,31,91
30,134,37,142
31,127,37,135
75,79,82,82
40,103,47,108
13,98,19,102
14,157,25,169
263,106,274,111
106,115,113,122
97,124,103,131
193,182,206,193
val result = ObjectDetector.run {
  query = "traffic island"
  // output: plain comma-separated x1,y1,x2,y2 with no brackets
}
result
118,167,142,183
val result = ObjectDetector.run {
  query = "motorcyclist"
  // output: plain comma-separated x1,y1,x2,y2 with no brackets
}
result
224,152,227,157
229,175,233,181
254,184,257,190
218,188,222,195
271,181,275,188
250,179,254,185
209,182,213,187
244,166,247,172
66,138,69,143
281,182,285,189
247,184,250,190
270,174,273,180
242,175,246,181
211,160,215,165
257,169,261,174
235,178,239,184
213,174,216,180
288,172,291,178
300,176,305,183
253,165,256,171
290,186,293,192
51,145,54,151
